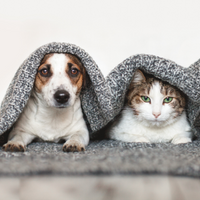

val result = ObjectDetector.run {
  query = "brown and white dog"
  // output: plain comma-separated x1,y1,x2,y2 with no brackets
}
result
3,53,89,152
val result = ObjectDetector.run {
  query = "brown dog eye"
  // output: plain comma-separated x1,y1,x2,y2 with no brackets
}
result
41,69,48,75
39,66,51,77
71,68,79,75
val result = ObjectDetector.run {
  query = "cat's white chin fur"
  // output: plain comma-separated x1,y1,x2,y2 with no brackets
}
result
109,107,192,144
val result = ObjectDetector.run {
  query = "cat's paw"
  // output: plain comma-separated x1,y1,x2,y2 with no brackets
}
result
2,141,25,152
134,137,150,143
63,140,85,152
171,137,192,144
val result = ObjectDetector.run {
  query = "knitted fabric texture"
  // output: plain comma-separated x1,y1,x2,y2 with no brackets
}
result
0,42,200,138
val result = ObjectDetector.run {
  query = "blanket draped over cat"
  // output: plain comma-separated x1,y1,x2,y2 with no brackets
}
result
0,42,200,140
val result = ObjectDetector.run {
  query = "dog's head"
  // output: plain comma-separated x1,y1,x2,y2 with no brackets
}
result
34,53,89,108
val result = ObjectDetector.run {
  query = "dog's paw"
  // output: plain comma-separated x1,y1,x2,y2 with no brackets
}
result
171,137,192,144
2,141,25,152
63,140,85,152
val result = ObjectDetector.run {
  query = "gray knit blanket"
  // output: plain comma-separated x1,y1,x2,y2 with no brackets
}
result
0,42,200,177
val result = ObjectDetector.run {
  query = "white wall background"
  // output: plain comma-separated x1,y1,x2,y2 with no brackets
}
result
0,0,200,101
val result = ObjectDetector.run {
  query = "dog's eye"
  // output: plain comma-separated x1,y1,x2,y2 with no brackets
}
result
41,69,48,75
71,68,79,75
39,68,51,77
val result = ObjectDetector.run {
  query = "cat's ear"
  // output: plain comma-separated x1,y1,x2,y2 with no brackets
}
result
132,70,146,84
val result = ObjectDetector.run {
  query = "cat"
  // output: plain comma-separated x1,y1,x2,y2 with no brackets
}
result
108,69,192,144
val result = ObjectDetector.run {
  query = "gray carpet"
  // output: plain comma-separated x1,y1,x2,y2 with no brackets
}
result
0,140,200,177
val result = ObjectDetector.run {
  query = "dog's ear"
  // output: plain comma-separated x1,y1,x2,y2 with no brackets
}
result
82,68,91,89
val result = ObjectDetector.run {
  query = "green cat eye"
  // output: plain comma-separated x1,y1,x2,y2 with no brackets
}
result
163,97,173,103
141,96,151,102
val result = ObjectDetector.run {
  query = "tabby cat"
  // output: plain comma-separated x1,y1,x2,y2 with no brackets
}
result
108,70,192,144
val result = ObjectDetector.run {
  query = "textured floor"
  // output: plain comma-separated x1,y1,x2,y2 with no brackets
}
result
0,176,200,200
0,140,200,177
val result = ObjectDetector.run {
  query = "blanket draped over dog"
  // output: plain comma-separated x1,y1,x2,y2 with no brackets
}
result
1,42,200,177
0,42,200,139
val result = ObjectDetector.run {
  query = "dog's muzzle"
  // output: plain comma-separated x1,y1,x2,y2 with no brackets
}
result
54,90,70,104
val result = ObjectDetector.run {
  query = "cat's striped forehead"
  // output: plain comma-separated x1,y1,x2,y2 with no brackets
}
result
145,77,180,97
128,72,184,97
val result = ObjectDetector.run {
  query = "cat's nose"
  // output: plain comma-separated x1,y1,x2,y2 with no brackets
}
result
153,112,161,118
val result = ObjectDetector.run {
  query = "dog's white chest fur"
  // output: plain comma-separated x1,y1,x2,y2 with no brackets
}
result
9,95,89,144
20,96,86,142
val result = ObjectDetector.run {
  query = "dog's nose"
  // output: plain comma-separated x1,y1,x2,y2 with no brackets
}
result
54,90,70,104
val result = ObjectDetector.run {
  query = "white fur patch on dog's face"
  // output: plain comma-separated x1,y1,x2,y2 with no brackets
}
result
34,53,85,108
43,54,76,107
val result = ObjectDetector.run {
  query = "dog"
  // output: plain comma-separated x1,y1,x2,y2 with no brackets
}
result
3,53,89,152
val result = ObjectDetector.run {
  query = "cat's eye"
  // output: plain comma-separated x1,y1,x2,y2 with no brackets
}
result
141,96,151,103
163,97,173,103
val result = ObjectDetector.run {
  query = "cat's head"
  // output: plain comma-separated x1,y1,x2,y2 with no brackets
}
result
126,70,186,127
